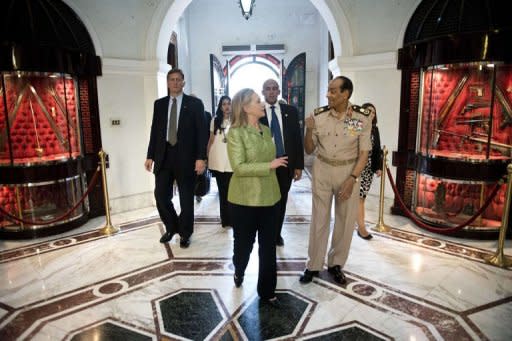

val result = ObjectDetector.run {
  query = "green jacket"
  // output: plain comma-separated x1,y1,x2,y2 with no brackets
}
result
227,125,281,207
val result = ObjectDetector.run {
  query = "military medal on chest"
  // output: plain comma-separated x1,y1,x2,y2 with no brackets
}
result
344,117,364,136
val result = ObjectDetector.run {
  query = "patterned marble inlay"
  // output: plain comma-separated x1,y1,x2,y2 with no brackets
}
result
219,330,235,340
374,227,512,268
302,324,388,340
419,238,443,247
68,321,154,341
1,215,507,268
0,218,161,263
155,290,226,340
351,283,377,297
237,292,311,340
97,282,125,295
50,238,76,247
0,181,510,340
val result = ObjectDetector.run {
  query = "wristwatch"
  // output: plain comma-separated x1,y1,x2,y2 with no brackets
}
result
350,174,359,182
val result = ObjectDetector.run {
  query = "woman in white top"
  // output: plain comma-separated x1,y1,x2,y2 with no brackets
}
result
207,96,233,228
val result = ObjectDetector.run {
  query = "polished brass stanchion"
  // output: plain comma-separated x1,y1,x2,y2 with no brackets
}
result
373,146,391,233
484,163,512,268
98,149,119,235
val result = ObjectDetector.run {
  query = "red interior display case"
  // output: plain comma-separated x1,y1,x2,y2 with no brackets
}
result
0,72,89,231
0,0,104,238
393,0,512,238
413,63,511,230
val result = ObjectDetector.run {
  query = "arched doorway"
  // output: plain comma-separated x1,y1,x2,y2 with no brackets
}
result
147,0,352,71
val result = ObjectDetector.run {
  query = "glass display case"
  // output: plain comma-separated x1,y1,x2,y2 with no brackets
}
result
0,71,89,232
0,71,82,165
0,175,89,230
414,175,505,228
412,62,511,230
0,0,104,238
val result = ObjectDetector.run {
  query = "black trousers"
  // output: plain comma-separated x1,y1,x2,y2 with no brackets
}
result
231,203,277,299
211,170,233,227
154,144,195,239
275,166,293,239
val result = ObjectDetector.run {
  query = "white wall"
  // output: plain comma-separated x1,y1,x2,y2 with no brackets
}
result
96,60,160,211
65,0,159,59
336,0,420,54
351,67,402,197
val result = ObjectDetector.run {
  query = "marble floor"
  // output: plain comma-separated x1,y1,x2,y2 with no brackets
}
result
0,172,511,341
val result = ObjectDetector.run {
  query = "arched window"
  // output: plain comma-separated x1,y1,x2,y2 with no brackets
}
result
228,55,280,97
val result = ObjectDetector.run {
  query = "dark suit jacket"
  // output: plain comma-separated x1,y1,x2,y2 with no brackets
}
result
146,94,207,175
205,110,212,139
260,103,304,175
370,126,383,173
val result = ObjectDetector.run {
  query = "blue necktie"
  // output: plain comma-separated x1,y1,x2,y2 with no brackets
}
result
270,105,285,157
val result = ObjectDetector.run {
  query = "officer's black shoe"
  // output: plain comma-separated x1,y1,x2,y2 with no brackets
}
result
327,265,347,284
299,269,319,284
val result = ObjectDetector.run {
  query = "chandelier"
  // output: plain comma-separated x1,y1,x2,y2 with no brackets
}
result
239,0,255,20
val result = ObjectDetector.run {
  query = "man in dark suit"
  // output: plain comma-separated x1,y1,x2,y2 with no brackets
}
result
144,69,207,248
260,79,304,246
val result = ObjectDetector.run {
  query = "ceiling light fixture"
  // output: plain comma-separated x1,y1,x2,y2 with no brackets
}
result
239,0,255,20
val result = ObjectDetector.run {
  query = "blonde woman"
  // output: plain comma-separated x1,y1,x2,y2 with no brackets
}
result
227,88,287,305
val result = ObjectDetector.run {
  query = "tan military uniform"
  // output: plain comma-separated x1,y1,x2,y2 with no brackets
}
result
307,105,371,271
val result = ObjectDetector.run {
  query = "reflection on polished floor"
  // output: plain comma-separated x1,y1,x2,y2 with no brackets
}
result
0,172,511,340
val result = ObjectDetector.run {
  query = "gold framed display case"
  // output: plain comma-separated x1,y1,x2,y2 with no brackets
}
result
418,62,511,161
0,71,82,165
413,174,505,229
0,174,89,230
0,71,90,236
413,62,511,231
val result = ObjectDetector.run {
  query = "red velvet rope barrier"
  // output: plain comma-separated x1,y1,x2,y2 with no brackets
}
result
0,167,101,226
385,166,505,235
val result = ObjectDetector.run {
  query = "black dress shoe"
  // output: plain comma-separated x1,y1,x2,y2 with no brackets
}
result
159,231,174,243
327,265,347,284
276,236,284,246
299,269,319,284
180,238,191,248
234,274,244,287
357,230,373,240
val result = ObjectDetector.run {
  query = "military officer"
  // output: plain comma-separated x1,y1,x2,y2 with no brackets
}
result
300,76,372,284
